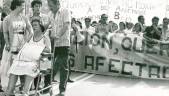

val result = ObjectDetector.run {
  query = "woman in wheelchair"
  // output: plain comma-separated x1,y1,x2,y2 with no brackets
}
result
6,19,51,96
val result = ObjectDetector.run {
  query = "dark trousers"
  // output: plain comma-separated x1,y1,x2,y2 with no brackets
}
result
53,47,69,92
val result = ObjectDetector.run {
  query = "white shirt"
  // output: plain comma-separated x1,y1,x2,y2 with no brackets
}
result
125,29,133,34
50,8,71,47
161,27,169,41
83,26,95,35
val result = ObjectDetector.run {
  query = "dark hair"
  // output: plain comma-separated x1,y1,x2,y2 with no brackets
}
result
48,0,60,5
163,17,168,22
10,0,25,11
1,12,7,21
152,16,159,22
92,21,97,24
138,15,144,22
31,0,42,8
85,18,91,22
101,14,108,18
133,23,141,32
119,22,126,29
31,19,45,32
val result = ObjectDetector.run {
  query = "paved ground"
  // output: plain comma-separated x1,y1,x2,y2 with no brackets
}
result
42,72,169,96
1,72,169,96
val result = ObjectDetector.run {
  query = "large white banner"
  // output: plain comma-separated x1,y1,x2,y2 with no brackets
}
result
69,32,169,80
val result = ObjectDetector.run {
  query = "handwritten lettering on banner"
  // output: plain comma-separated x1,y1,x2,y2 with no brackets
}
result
69,32,169,80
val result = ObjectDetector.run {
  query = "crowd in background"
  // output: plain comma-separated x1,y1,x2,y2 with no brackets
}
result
73,14,169,41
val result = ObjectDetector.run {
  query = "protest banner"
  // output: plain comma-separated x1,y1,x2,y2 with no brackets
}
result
69,32,169,80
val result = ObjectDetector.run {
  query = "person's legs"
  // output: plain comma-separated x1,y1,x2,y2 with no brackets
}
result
22,75,34,95
6,74,18,96
52,48,60,81
59,47,69,94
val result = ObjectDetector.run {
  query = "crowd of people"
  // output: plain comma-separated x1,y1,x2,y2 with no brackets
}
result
0,0,169,96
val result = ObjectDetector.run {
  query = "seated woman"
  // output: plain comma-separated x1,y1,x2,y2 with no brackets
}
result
6,19,51,96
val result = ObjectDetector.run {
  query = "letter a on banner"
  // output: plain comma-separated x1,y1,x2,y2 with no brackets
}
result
87,7,92,14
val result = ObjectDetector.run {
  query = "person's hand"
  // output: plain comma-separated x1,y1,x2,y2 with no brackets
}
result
5,44,10,51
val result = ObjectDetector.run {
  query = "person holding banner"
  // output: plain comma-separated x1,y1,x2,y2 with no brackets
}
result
159,17,169,56
111,22,118,32
95,14,112,37
115,22,126,35
125,22,134,34
138,15,146,32
132,23,143,36
47,0,71,95
143,16,162,48
160,17,169,41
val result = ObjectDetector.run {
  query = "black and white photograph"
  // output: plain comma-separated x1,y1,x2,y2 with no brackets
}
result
1,0,169,96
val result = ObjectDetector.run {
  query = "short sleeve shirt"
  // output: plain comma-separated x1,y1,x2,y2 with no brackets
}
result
51,8,71,47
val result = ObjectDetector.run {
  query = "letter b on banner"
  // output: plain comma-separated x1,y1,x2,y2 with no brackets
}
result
114,12,120,19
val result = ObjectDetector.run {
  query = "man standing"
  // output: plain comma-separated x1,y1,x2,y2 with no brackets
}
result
144,16,162,48
30,0,51,30
95,14,112,37
47,0,71,96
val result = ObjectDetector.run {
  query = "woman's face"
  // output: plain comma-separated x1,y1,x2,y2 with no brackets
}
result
17,2,25,13
32,21,41,33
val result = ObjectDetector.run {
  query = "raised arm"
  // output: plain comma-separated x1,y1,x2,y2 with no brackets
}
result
24,16,33,42
43,35,51,53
